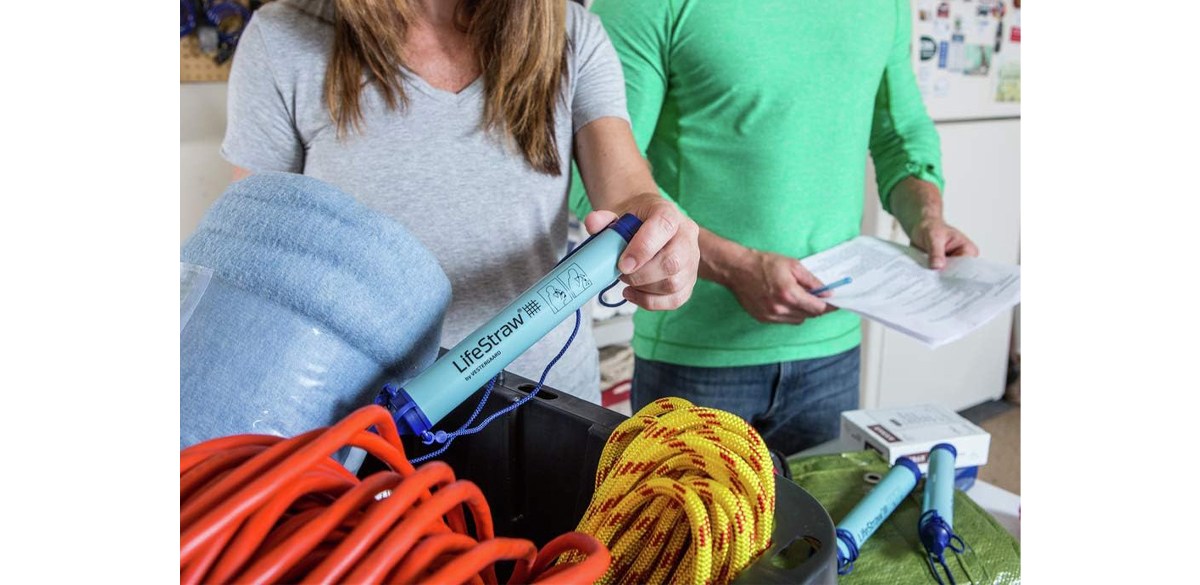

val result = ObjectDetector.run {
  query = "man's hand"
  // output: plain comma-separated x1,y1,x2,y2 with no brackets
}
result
907,217,979,269
714,244,836,325
889,176,980,269
584,193,699,311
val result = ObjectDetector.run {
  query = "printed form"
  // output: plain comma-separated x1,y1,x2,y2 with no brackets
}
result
801,237,1021,348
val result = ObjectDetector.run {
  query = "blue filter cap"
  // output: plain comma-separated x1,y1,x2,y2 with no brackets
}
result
375,383,433,436
931,442,958,458
919,510,954,558
895,456,923,482
611,214,643,243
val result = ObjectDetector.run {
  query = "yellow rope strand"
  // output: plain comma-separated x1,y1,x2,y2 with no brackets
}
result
572,397,776,585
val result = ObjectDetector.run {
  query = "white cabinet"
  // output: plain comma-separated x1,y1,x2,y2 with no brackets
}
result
180,83,232,242
860,118,1020,411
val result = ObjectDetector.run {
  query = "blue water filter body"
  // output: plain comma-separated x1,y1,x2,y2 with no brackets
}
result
835,457,922,575
377,214,642,436
920,442,959,558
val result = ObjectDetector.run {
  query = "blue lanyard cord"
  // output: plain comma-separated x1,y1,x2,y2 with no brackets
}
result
598,280,628,308
920,510,970,585
408,309,582,465
927,553,957,585
835,528,859,576
407,374,500,465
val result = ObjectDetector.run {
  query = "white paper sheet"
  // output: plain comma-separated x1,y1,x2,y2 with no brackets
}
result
801,236,1020,348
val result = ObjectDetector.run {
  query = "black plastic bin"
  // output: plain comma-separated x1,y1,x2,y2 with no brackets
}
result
388,368,837,584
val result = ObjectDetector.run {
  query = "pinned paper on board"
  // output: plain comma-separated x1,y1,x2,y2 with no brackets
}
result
995,60,1020,102
963,44,993,76
913,0,1020,107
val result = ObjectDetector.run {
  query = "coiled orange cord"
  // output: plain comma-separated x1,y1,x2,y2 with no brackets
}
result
180,404,610,584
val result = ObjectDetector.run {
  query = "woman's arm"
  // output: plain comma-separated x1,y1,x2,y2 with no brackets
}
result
573,117,699,311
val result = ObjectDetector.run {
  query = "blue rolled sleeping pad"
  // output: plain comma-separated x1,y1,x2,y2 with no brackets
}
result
179,172,451,448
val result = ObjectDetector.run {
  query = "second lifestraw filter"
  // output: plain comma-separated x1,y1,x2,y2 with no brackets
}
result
920,443,963,567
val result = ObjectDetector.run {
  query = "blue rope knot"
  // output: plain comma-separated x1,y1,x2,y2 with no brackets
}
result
920,510,970,585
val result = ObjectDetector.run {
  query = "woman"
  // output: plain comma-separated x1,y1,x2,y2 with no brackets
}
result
221,0,698,403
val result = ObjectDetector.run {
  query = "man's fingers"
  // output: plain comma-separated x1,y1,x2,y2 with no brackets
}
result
927,230,949,269
778,274,828,316
754,298,824,324
789,260,825,292
786,289,828,315
947,231,980,257
788,260,836,305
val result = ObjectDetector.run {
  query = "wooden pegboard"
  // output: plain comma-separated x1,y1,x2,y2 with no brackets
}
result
180,33,233,83
180,1,273,83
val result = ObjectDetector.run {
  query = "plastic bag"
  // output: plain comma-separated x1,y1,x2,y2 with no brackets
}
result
789,451,1020,584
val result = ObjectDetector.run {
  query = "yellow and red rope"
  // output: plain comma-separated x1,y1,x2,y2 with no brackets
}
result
573,397,777,585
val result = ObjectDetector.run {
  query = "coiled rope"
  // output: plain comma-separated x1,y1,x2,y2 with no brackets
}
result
571,397,776,585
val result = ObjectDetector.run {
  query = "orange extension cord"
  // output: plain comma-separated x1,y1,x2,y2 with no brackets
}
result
180,405,610,584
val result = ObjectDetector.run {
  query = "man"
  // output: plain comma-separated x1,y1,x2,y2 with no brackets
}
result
570,0,979,455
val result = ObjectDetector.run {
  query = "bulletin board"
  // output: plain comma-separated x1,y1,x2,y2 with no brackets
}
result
912,0,1021,122
180,1,273,83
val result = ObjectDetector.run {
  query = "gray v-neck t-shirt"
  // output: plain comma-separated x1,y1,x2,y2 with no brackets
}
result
221,0,629,403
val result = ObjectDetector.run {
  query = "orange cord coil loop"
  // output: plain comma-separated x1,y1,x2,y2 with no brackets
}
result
180,404,609,584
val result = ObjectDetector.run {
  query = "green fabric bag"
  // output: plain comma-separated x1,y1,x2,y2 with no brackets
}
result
788,452,1021,584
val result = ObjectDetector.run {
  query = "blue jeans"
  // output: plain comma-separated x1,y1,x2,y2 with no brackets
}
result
632,347,861,456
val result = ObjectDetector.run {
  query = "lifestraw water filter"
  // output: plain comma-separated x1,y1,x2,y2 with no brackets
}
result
376,214,642,437
835,457,922,575
920,443,967,583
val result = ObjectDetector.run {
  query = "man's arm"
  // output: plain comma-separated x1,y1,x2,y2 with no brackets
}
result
889,177,978,268
870,0,978,268
587,0,831,324
698,228,835,324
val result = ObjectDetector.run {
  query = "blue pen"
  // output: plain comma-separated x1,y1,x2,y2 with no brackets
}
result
810,276,852,295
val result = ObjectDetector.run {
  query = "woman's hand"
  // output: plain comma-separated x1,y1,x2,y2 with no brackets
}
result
583,193,699,310
574,118,700,311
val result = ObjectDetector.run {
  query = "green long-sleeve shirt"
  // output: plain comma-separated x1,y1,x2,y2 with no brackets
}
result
571,0,944,367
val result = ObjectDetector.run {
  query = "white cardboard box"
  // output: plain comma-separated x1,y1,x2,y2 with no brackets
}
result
839,404,991,472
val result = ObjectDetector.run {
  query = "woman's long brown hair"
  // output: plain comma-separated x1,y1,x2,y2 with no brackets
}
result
325,0,569,175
